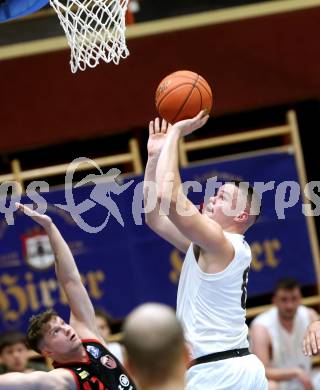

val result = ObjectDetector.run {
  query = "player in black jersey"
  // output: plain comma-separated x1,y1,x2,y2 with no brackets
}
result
0,203,136,390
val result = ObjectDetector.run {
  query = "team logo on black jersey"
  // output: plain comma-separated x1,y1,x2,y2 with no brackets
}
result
119,374,130,387
79,370,89,380
86,345,101,359
100,354,117,369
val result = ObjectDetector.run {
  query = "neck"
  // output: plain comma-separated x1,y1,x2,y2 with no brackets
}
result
52,344,87,363
139,378,184,390
222,224,245,234
214,218,245,234
278,315,294,331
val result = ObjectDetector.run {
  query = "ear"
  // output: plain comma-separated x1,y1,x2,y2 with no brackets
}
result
41,346,54,359
234,211,249,223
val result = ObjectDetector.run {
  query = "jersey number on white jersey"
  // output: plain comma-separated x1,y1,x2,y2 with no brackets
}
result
241,267,250,309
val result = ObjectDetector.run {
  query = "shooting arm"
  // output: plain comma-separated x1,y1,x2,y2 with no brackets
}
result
156,130,233,258
144,155,190,253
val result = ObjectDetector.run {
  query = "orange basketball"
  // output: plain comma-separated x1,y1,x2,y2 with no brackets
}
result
155,70,213,124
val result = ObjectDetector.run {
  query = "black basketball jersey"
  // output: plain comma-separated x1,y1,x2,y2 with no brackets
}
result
53,339,136,390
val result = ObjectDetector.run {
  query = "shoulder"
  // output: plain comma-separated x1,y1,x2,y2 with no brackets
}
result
70,316,104,345
224,232,250,252
251,307,276,329
250,320,271,347
305,306,319,322
82,338,113,357
221,232,251,267
298,305,314,317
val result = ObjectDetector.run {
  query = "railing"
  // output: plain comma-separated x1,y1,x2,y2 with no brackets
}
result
0,138,143,195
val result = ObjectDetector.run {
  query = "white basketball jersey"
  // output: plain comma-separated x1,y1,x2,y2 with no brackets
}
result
251,306,312,390
176,231,252,359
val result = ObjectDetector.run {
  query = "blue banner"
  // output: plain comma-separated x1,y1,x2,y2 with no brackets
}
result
0,0,48,22
0,151,317,332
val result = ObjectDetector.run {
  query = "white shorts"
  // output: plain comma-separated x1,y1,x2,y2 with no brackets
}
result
186,353,267,390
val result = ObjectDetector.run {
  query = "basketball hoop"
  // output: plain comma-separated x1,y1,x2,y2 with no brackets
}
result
49,0,130,72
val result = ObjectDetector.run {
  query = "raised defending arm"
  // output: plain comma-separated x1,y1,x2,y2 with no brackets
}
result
15,203,100,338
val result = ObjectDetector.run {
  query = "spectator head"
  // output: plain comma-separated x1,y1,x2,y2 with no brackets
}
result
95,308,114,341
273,278,302,320
0,331,29,372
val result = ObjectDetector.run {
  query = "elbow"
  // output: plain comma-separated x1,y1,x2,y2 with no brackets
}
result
144,216,161,236
143,206,159,231
144,213,153,228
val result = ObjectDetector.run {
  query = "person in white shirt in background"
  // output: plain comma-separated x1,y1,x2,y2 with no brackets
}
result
251,278,320,390
0,332,34,374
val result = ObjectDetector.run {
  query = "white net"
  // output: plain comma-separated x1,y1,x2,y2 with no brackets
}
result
49,0,130,73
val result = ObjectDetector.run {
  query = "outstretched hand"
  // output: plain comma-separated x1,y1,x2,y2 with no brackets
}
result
303,320,320,357
15,202,52,230
147,117,172,158
172,110,209,136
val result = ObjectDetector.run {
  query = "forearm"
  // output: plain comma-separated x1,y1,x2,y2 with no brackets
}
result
46,222,96,325
45,223,80,286
144,156,161,225
156,130,182,202
0,372,37,390
265,367,301,382
0,371,71,390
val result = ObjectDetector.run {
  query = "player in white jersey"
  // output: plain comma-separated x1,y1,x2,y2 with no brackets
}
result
251,279,320,390
143,112,267,389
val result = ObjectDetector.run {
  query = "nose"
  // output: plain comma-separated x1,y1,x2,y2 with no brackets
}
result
64,325,72,336
286,302,294,310
13,350,21,359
